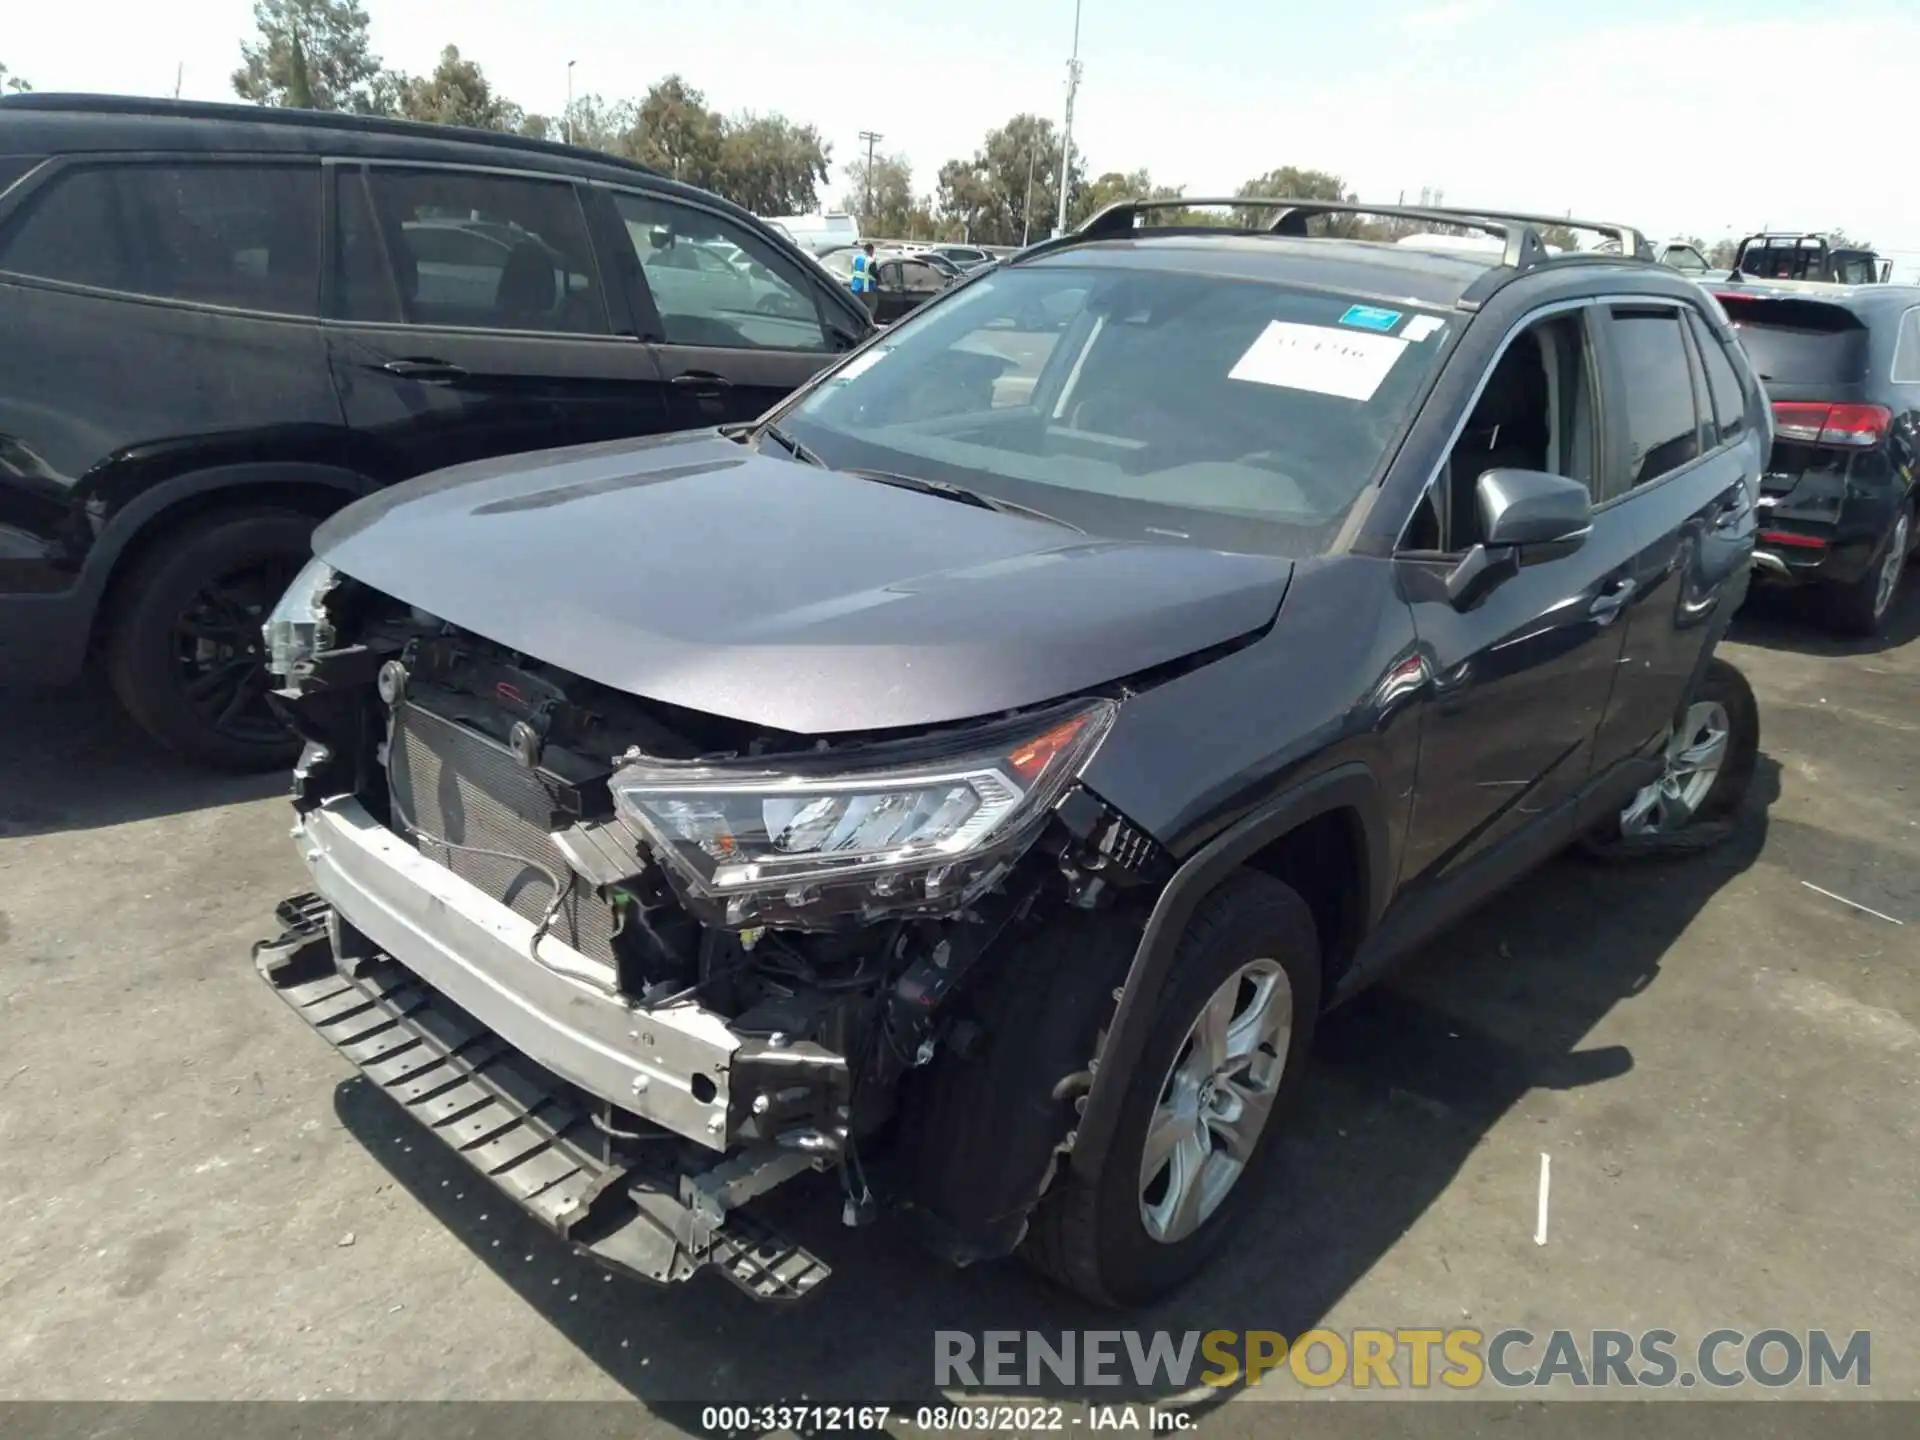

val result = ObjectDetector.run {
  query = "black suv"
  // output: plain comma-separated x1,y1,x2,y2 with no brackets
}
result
0,95,872,767
255,201,1764,1308
1711,277,1919,634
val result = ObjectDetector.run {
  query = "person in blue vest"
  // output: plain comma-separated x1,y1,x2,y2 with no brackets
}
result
848,242,877,313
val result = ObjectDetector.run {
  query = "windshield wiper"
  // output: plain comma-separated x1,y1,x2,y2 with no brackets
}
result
844,468,1083,531
759,422,825,467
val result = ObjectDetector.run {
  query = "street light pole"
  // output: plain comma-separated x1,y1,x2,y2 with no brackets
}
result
565,60,576,145
858,129,883,228
1022,147,1038,246
1053,0,1083,238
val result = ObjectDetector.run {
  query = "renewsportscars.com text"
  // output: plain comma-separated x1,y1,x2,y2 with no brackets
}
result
934,1328,1871,1391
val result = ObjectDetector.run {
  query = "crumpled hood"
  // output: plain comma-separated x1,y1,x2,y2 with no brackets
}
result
316,431,1294,735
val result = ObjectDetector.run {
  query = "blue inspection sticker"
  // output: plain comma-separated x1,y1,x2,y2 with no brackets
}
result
1339,304,1403,333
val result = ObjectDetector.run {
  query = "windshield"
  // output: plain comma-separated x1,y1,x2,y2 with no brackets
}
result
778,263,1453,555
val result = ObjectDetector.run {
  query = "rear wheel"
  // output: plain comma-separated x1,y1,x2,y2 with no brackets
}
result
1582,656,1758,859
105,508,315,771
1822,505,1910,637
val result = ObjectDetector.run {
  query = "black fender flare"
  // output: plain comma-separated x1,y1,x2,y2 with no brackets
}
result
1068,762,1393,1179
76,461,380,616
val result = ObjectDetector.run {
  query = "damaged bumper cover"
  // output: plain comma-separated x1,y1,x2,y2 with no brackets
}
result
258,797,842,1300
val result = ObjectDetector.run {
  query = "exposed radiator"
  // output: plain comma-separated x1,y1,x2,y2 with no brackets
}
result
385,701,617,965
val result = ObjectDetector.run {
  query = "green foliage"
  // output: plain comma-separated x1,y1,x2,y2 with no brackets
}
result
232,0,385,112
393,45,523,131
841,152,916,239
3,61,34,94
935,114,1085,246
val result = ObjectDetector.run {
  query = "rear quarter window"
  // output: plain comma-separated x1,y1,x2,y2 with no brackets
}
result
0,160,322,316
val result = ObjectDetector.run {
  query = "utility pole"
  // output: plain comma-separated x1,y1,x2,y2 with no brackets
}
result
1053,0,1084,238
565,60,576,145
173,63,183,99
1022,148,1038,246
858,130,883,227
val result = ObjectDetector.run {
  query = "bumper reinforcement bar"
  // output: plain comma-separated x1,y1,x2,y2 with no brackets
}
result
254,894,832,1303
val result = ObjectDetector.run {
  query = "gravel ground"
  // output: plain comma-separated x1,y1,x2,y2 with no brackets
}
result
1,584,1915,1435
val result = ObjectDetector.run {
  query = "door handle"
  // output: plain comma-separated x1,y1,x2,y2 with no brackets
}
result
1707,491,1748,530
379,358,467,383
1589,576,1636,624
670,372,733,394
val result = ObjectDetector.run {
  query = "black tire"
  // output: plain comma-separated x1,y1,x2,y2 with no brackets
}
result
104,508,316,772
1019,871,1321,1308
1580,655,1759,861
1820,504,1911,637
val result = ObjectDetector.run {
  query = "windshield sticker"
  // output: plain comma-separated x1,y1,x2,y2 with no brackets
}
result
1339,304,1402,333
829,346,891,382
1402,314,1447,342
1228,321,1410,402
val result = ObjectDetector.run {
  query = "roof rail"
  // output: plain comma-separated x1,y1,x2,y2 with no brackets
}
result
1054,195,1653,272
0,92,666,182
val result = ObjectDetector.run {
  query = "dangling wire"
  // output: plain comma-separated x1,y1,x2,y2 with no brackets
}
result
387,776,572,952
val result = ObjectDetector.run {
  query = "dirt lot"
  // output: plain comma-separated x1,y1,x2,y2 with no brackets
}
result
1,585,1915,1430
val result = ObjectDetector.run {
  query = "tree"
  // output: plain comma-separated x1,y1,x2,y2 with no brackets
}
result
2,61,34,94
395,45,523,131
232,0,385,112
1233,167,1358,232
719,112,831,215
1538,223,1579,251
934,114,1084,246
840,152,914,239
1069,168,1187,229
561,94,642,157
632,75,725,187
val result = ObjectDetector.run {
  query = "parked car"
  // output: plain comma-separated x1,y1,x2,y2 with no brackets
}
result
870,252,961,322
0,94,873,768
1731,232,1891,285
761,210,860,256
922,243,996,270
256,196,1763,1309
1717,279,1920,633
1656,240,1712,276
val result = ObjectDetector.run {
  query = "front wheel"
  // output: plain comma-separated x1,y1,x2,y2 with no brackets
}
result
1021,871,1321,1307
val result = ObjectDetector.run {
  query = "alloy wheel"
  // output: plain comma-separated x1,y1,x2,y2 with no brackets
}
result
1873,509,1910,621
170,556,301,746
1138,958,1291,1245
1618,701,1731,837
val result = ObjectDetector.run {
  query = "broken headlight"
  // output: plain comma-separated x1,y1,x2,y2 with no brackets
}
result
261,558,339,693
611,701,1115,928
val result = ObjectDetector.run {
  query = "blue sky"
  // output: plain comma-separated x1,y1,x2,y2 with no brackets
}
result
11,0,1919,273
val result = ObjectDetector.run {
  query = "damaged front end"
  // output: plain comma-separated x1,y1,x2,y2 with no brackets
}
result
254,561,1167,1301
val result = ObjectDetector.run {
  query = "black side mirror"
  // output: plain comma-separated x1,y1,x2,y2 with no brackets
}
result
1479,468,1593,548
1445,468,1592,609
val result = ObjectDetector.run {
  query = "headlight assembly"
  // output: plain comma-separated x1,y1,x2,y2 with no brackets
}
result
261,558,339,692
612,700,1115,928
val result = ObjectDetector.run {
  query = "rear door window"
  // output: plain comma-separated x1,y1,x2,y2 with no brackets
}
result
350,166,608,334
1608,308,1702,487
1684,310,1749,445
1,160,321,315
